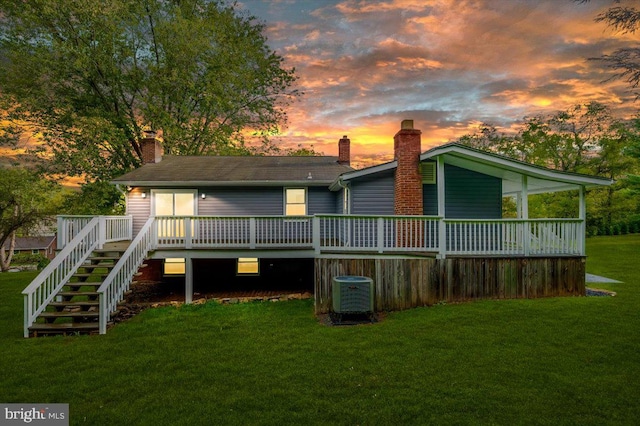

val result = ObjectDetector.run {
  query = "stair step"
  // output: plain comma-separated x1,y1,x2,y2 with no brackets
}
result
29,323,99,335
92,250,125,256
88,256,121,262
80,264,115,270
40,311,99,318
72,273,109,279
58,291,99,297
66,282,103,288
50,301,99,308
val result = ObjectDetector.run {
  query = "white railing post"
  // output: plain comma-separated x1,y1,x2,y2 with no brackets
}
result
57,216,65,249
313,216,321,254
377,217,384,253
524,221,531,256
250,217,256,249
98,216,106,249
438,218,446,259
127,215,133,240
185,217,192,249
23,295,30,338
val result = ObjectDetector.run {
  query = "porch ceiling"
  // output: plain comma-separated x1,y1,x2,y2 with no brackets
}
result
424,144,613,196
442,154,581,195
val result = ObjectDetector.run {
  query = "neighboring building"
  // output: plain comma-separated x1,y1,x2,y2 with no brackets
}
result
23,121,614,336
3,236,57,260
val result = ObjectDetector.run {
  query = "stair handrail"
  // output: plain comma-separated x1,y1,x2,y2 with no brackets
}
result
98,217,156,334
22,217,102,338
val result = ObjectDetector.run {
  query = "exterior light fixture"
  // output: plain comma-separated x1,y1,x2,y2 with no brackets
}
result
141,192,147,199
201,193,206,199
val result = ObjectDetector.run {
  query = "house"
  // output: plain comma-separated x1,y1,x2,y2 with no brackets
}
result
22,121,613,337
3,236,57,260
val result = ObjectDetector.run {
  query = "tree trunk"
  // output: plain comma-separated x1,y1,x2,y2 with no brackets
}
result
0,231,16,272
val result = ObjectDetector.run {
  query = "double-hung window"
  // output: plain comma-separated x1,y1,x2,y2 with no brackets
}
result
285,188,307,216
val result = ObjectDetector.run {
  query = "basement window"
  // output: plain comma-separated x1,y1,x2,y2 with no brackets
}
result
164,258,186,275
237,257,259,275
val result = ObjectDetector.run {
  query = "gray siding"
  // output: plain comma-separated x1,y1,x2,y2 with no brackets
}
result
350,170,395,215
198,187,282,216
308,187,337,214
444,164,501,219
126,188,151,236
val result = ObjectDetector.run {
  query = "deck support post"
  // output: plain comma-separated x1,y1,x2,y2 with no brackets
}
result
185,256,193,304
437,156,446,259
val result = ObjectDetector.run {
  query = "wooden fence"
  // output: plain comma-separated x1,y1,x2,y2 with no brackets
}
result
314,256,586,313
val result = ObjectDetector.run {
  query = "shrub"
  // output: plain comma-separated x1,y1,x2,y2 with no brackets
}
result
11,253,50,269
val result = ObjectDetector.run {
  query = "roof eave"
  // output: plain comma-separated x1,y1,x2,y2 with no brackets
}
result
111,180,335,187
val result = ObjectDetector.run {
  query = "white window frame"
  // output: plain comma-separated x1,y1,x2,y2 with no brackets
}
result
237,257,260,275
284,188,307,216
151,189,198,217
342,186,351,214
164,258,186,276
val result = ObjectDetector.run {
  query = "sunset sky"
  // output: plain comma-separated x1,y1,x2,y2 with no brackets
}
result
238,0,638,167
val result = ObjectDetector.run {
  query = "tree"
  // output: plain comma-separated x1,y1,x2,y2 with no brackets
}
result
61,181,125,216
582,0,640,96
0,168,64,272
0,0,297,181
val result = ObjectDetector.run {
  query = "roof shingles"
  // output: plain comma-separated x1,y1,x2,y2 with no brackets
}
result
113,156,352,185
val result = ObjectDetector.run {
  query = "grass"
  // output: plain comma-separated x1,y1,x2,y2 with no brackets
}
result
0,235,639,425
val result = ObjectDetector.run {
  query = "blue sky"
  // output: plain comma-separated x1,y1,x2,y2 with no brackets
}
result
237,0,637,167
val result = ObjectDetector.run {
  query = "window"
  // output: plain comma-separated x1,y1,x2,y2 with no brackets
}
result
285,188,307,216
31,249,39,255
164,258,186,275
237,258,259,275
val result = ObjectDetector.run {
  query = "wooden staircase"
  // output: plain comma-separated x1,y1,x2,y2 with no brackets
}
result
28,248,126,337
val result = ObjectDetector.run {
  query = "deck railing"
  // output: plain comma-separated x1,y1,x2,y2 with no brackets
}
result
150,215,584,256
98,217,156,334
23,217,102,337
155,215,314,249
444,219,583,256
57,215,133,250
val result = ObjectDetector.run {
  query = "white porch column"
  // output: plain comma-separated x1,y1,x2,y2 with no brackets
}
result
437,156,446,259
579,185,586,256
521,175,530,256
185,256,193,304
520,176,529,219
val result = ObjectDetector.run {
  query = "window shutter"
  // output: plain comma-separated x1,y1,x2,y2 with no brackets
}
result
421,163,436,184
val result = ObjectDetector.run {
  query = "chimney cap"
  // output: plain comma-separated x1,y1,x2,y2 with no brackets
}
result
143,129,157,139
401,120,414,130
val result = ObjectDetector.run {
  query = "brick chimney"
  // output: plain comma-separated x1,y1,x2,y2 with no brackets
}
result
338,135,350,166
394,120,423,216
140,130,163,164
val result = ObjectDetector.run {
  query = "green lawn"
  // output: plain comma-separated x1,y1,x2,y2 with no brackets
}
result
1,235,638,425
